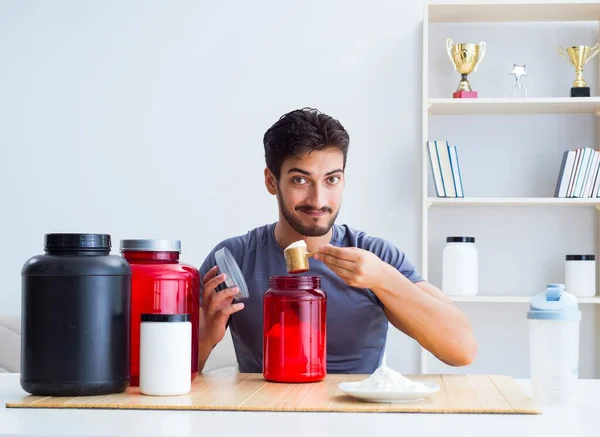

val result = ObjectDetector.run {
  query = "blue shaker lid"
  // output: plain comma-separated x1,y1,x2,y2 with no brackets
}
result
527,284,581,321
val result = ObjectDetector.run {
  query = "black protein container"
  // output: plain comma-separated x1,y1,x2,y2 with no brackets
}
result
20,233,132,396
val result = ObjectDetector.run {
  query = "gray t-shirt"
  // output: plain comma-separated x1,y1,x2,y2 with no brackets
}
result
199,222,423,374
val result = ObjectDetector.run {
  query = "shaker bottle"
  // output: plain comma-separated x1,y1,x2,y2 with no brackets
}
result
527,284,581,405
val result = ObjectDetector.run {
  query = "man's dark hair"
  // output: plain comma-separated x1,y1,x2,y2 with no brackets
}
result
263,107,350,179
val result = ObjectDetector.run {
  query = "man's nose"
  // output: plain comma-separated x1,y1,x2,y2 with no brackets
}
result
305,185,327,209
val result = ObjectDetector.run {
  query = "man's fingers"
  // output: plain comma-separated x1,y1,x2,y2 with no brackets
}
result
202,265,219,283
203,273,226,304
218,302,245,321
318,244,360,261
209,287,239,314
204,273,226,292
214,295,235,312
327,264,353,281
315,253,354,272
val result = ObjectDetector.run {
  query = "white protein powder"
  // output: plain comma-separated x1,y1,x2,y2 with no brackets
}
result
285,240,307,251
354,365,423,392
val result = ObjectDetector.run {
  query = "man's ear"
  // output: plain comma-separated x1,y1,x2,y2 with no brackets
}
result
264,168,277,195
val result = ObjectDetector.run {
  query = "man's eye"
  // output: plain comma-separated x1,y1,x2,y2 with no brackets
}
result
328,176,340,184
293,177,308,185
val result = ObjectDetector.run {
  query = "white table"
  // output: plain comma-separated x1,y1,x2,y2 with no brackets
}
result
1,373,598,437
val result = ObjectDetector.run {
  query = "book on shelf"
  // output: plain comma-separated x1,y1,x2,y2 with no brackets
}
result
554,147,600,198
427,140,464,198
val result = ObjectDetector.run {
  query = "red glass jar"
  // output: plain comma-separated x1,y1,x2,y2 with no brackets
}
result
120,240,199,386
263,276,326,383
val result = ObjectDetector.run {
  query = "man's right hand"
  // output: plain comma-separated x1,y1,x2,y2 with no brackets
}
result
199,265,245,351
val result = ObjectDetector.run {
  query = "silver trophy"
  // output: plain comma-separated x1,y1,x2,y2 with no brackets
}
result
509,64,528,98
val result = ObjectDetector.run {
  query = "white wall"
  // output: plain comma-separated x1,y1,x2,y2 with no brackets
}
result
0,0,597,378
0,0,423,373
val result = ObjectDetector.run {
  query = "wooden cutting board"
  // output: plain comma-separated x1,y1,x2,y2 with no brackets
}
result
5,368,541,414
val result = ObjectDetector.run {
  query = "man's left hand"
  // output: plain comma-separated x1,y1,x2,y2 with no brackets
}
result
314,245,387,289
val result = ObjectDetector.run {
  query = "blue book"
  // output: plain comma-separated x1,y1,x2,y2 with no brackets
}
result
435,140,456,197
427,141,445,197
448,145,464,198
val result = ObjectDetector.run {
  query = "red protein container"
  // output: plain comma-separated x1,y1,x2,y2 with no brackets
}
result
120,239,200,386
263,276,326,383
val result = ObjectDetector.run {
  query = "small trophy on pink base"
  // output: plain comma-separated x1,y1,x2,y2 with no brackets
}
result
446,38,486,98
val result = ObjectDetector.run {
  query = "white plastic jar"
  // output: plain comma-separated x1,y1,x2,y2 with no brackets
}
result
139,313,191,396
442,236,478,296
565,254,596,297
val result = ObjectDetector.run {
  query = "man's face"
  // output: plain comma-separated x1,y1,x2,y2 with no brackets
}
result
274,148,345,237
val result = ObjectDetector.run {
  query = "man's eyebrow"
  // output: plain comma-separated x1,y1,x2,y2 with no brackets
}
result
287,168,344,176
287,167,311,175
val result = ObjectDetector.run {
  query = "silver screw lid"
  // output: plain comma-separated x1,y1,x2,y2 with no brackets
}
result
119,239,181,253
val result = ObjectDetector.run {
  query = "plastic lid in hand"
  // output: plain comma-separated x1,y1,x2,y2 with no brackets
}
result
527,283,581,321
214,247,249,300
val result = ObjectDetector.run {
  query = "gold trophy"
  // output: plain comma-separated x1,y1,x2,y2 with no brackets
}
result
446,38,486,98
557,43,600,97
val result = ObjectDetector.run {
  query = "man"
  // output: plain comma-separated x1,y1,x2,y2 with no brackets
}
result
198,107,477,374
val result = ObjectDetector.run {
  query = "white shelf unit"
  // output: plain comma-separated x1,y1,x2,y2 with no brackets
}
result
450,295,600,303
421,1,600,374
429,197,600,206
428,1,600,23
428,97,600,115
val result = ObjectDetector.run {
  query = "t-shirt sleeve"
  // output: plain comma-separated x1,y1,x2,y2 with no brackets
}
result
390,248,424,284
358,234,424,308
361,236,424,284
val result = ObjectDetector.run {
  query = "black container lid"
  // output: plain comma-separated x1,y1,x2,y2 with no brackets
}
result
45,233,111,252
566,255,595,261
141,313,190,322
446,236,475,243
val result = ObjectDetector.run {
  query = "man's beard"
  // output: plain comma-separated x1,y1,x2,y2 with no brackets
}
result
277,190,339,237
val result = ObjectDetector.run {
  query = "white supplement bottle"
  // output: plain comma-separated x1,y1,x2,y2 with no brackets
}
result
139,313,191,396
442,236,478,296
565,254,596,297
